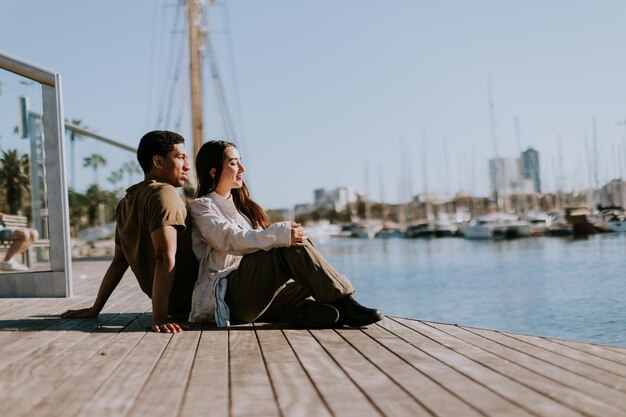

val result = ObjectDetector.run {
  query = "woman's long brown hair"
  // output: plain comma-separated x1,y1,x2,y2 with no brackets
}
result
195,141,270,229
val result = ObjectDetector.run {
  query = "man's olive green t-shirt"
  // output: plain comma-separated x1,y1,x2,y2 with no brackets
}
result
115,180,198,316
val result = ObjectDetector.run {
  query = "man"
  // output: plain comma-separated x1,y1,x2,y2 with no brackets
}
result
61,130,199,333
0,213,38,271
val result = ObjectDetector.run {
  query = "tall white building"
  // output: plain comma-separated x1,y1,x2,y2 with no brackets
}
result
314,187,359,212
489,155,536,197
488,157,519,196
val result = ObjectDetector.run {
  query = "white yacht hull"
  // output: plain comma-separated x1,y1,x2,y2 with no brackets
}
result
607,220,626,233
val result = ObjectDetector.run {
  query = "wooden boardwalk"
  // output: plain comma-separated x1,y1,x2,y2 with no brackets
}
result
1,259,626,417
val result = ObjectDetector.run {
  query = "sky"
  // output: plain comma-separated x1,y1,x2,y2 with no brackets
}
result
2,1,626,209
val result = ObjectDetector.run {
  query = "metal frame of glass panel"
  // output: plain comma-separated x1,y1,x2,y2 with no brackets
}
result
0,51,72,297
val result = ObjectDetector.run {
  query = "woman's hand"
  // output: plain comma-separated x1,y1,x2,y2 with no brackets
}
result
290,222,308,247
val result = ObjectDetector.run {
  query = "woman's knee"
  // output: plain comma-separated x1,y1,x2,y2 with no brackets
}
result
12,229,27,242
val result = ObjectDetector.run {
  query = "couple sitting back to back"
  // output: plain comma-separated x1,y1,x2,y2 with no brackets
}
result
62,130,382,332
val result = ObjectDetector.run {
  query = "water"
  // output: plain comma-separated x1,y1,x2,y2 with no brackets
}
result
316,234,626,347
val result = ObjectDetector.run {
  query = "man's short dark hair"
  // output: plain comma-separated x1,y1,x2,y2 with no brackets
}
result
137,130,185,173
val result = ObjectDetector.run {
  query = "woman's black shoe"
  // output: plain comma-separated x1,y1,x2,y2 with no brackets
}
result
282,300,340,329
331,296,383,327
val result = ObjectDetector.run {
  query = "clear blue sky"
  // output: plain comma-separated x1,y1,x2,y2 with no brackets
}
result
2,1,626,209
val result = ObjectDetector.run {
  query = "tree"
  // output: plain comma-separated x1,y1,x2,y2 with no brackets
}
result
0,150,30,214
108,169,123,184
121,161,142,186
84,185,118,227
83,153,107,187
68,187,89,234
67,119,88,189
108,169,124,196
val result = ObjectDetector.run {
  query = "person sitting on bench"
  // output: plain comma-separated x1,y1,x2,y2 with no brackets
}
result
0,213,38,272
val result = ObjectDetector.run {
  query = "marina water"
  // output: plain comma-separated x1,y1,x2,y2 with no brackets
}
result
316,233,626,347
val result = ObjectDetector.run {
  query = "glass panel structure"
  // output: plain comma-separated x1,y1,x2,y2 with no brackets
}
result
0,51,71,297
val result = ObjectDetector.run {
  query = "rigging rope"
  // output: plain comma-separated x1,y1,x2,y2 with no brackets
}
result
164,34,186,129
221,0,247,156
156,2,183,129
201,5,236,140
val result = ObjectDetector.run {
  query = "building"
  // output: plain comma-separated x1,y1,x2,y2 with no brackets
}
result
488,157,520,197
313,187,359,212
521,147,541,193
598,179,626,208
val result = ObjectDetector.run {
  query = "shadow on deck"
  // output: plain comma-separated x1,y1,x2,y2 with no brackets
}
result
0,260,625,417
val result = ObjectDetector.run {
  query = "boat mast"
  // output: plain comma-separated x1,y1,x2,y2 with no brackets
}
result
515,116,528,216
487,78,502,212
187,0,204,160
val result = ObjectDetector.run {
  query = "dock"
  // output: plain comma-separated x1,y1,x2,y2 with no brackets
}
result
1,259,626,417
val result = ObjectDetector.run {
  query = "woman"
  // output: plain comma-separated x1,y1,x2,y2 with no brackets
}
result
188,140,382,328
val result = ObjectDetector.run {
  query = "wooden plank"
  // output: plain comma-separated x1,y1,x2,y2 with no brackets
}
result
462,325,626,395
12,314,151,417
336,327,485,417
282,327,383,417
8,301,93,330
0,285,146,371
423,321,626,416
179,326,229,417
541,337,626,366
390,317,585,417
126,330,201,417
229,323,281,417
502,330,626,379
0,296,85,321
600,345,626,355
5,317,149,417
0,311,127,381
311,328,433,417
366,320,534,417
0,298,31,316
0,312,146,417
255,324,332,417
74,331,171,417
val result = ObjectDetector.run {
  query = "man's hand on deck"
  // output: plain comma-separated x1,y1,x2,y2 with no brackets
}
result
151,319,183,333
60,307,99,319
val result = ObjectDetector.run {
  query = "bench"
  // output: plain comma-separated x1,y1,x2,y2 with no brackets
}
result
0,214,50,267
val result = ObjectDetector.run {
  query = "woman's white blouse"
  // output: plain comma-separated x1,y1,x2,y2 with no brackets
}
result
188,192,291,326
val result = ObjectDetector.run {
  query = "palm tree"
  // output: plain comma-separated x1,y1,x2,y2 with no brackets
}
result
121,161,142,186
67,119,87,189
83,153,107,187
68,187,89,234
108,169,125,196
84,184,119,227
108,169,123,186
0,150,30,214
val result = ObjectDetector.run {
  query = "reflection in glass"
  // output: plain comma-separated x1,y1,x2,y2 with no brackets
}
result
0,70,50,272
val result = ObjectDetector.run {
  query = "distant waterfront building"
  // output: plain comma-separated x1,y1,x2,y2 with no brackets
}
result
314,187,358,212
521,148,541,193
294,203,316,216
598,179,626,208
488,157,520,196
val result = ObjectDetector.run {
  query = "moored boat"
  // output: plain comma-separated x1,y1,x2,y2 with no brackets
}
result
461,213,530,240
